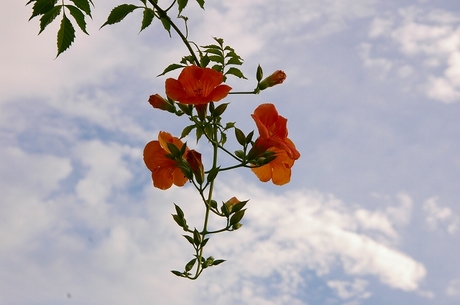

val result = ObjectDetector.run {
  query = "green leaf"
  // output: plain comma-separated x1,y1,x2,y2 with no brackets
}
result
171,270,184,277
29,0,58,20
65,5,89,34
212,259,225,266
206,166,220,184
225,67,247,79
178,0,188,13
226,56,243,65
69,0,92,17
193,229,201,247
183,235,194,245
140,8,155,32
208,55,224,64
101,4,139,28
185,258,196,272
229,209,246,226
56,14,75,57
231,200,248,213
234,128,246,146
181,124,196,139
195,0,205,9
174,204,185,218
160,16,171,36
157,63,184,76
38,5,61,34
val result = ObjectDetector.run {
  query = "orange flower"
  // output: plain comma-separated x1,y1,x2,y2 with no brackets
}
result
258,70,286,90
165,65,232,105
250,103,300,160
143,131,189,190
251,148,294,185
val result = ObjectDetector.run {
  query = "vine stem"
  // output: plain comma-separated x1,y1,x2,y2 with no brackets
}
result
149,0,200,66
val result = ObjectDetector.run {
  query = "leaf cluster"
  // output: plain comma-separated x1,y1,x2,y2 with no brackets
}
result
27,0,94,57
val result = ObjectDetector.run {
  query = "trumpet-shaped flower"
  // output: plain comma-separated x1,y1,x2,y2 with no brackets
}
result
144,131,189,190
165,65,232,105
258,70,286,90
251,103,300,160
251,148,294,185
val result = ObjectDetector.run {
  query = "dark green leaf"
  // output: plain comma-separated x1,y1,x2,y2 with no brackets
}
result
65,5,88,34
229,209,246,226
171,270,184,277
185,258,196,271
212,259,225,266
38,5,61,34
234,128,246,146
231,200,248,213
208,55,224,64
160,16,171,36
193,229,201,246
69,0,92,17
101,4,138,28
225,67,247,79
181,124,196,139
56,14,75,57
195,0,205,9
201,237,209,248
226,56,243,65
206,166,219,184
29,0,58,20
166,142,181,157
183,235,194,245
212,103,228,117
221,202,230,217
174,204,185,218
157,63,184,76
178,0,188,13
140,8,155,32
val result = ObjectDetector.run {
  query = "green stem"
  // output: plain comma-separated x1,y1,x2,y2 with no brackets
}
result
149,1,200,66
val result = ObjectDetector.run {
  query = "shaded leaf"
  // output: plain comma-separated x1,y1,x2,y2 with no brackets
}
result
101,4,138,28
181,124,196,139
56,14,75,57
140,8,155,32
29,0,58,20
38,5,61,34
195,0,205,9
225,67,247,79
69,0,92,17
178,0,188,13
157,63,184,76
229,209,246,226
65,5,88,34
212,259,225,266
171,270,184,277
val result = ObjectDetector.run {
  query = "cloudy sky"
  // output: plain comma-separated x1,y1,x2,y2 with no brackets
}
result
1,0,459,304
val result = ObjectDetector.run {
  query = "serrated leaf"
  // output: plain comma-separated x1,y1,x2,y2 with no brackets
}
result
140,8,155,32
56,14,75,57
157,63,184,76
65,5,88,34
69,0,92,17
226,56,243,65
207,55,224,64
178,0,188,13
225,67,247,79
203,48,222,56
101,4,138,28
38,5,61,34
160,16,171,36
29,0,58,20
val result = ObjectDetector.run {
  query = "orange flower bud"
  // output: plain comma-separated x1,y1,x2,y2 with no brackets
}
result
148,94,175,112
257,70,286,90
186,149,205,184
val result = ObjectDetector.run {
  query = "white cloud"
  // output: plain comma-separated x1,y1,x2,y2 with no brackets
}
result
363,6,460,103
423,196,459,234
327,278,371,300
446,278,460,296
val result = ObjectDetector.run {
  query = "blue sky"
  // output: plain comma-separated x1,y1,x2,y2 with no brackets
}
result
1,0,459,304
